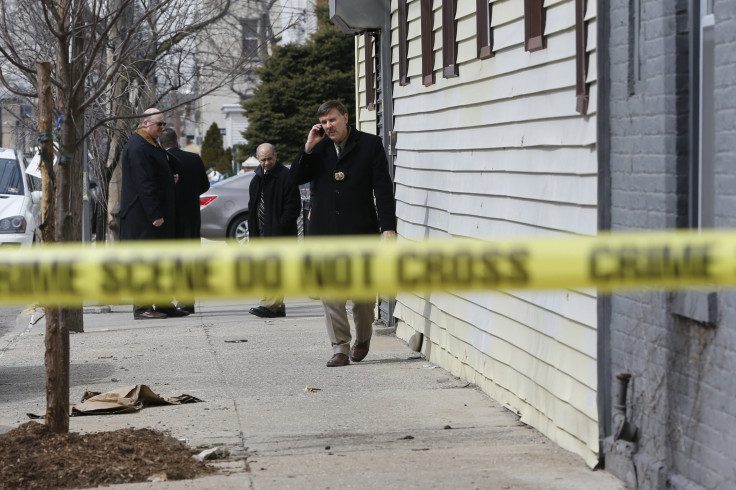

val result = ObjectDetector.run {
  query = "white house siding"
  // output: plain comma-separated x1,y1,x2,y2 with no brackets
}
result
355,0,599,466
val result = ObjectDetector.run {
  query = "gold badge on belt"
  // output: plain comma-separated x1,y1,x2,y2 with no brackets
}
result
334,171,345,181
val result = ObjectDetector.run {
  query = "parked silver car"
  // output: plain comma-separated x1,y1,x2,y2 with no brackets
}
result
199,172,254,244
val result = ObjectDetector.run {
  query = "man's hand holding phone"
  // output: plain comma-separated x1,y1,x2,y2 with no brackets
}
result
305,123,326,154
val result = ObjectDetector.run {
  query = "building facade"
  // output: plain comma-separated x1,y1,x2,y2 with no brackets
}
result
601,1,736,488
343,0,736,487
350,0,600,467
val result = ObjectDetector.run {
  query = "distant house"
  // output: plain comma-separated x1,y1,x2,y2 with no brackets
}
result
195,0,319,150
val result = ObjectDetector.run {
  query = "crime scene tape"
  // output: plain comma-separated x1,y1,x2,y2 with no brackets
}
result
0,230,732,307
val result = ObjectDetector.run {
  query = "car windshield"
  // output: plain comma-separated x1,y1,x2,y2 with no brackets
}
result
0,157,23,195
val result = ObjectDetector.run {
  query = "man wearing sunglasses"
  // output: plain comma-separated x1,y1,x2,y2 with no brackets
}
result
119,108,188,320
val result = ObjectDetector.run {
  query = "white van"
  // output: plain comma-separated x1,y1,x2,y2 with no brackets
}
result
0,147,42,248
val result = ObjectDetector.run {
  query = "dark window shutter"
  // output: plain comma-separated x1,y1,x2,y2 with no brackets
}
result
421,0,435,86
365,32,375,111
524,0,546,52
399,0,410,85
575,0,589,114
476,0,494,59
442,0,459,77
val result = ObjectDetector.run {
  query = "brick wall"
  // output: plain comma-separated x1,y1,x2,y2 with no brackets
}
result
606,1,736,488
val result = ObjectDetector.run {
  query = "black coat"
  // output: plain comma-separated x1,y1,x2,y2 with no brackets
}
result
248,162,301,238
290,128,396,236
167,147,210,239
119,131,177,240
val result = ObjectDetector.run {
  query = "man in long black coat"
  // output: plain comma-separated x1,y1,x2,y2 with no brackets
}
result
158,127,211,314
159,127,210,240
119,108,188,320
290,100,397,367
247,143,302,318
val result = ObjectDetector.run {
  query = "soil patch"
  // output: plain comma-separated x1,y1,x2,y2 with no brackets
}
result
0,422,216,489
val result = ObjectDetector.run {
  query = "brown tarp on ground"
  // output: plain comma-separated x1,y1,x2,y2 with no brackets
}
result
27,385,203,418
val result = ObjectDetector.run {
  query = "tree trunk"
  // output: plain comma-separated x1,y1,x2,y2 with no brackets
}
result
38,61,68,434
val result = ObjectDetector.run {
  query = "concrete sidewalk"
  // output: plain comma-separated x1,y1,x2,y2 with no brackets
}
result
0,299,624,489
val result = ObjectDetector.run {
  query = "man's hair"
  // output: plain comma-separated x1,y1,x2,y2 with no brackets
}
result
158,127,178,148
316,100,348,117
141,107,161,125
256,143,276,157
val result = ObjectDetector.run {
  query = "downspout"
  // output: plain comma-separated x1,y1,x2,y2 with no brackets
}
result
596,0,613,468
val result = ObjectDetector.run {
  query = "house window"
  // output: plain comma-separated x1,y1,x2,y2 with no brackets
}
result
421,0,435,86
242,18,259,59
575,0,589,114
365,32,376,111
476,0,494,59
399,0,410,85
442,0,458,77
524,0,546,52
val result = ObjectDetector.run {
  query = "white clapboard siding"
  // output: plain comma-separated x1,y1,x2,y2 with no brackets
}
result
357,0,598,467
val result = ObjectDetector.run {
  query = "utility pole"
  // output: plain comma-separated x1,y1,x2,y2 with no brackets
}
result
37,61,69,433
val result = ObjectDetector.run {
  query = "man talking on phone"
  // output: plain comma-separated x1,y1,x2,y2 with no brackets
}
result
291,100,396,367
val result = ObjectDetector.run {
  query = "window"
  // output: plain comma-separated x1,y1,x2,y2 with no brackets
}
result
476,0,494,59
575,0,589,114
399,0,410,85
365,32,376,111
524,0,546,52
442,0,458,77
673,2,717,326
421,0,435,86
0,158,23,196
242,18,259,59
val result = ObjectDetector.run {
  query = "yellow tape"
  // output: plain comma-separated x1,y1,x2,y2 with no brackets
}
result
0,230,731,306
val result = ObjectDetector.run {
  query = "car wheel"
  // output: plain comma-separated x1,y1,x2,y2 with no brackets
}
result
228,214,249,244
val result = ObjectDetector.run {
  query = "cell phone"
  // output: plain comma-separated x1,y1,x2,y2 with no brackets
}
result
317,125,325,136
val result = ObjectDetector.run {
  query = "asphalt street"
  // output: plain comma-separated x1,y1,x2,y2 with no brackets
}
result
0,306,22,339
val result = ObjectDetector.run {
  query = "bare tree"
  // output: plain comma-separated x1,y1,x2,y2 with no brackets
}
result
0,0,299,433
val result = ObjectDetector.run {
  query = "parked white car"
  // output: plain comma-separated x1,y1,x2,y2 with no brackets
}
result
0,148,42,248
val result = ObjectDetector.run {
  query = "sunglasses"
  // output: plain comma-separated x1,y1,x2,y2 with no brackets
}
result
147,121,166,127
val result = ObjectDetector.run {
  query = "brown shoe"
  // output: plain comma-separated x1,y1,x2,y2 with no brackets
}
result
350,340,370,362
326,353,349,367
134,309,167,320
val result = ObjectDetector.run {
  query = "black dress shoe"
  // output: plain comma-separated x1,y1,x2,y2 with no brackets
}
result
134,309,167,320
157,307,190,317
350,340,370,362
326,353,349,367
249,306,285,318
179,305,195,314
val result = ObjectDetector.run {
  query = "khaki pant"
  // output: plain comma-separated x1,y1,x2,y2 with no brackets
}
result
322,300,374,355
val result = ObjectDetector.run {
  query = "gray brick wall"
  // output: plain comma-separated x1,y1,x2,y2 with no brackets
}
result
605,1,736,489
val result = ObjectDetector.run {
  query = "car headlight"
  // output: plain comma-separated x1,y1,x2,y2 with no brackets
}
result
0,216,27,233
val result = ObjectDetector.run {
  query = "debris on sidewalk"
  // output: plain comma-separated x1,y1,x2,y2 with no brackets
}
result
26,384,203,418
304,386,321,392
194,447,230,462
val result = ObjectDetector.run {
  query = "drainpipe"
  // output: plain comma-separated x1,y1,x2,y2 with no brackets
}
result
612,373,638,442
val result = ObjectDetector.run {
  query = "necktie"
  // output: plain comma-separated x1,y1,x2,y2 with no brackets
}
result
336,145,341,158
258,189,265,235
